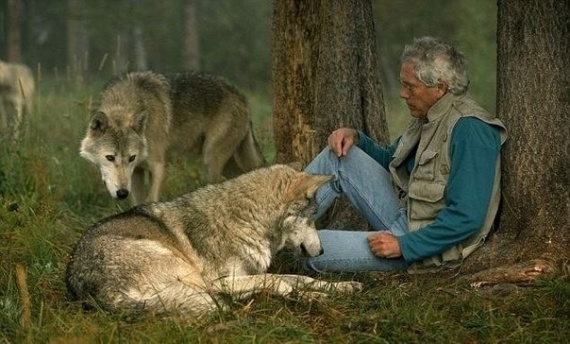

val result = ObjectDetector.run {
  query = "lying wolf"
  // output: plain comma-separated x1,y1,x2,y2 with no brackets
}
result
80,70,266,205
0,60,35,142
65,164,362,315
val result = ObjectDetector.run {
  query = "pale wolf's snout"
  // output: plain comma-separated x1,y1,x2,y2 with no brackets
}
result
301,243,324,257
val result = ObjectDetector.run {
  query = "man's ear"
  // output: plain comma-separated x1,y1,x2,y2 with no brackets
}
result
437,82,448,97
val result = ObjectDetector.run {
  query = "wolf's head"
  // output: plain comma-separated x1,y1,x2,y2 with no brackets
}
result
271,166,332,258
80,110,149,200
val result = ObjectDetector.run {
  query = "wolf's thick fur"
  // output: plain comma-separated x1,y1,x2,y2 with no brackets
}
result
80,70,266,205
66,165,361,315
0,60,35,142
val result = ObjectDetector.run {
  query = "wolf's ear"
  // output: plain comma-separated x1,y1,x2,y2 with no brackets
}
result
89,111,108,136
132,110,148,134
289,173,332,200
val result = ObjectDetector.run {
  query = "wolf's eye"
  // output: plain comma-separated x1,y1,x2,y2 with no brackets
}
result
105,155,115,162
129,155,136,162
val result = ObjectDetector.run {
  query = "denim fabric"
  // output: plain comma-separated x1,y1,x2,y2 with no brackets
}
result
304,147,411,272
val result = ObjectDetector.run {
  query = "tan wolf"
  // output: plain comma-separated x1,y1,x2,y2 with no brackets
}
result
0,60,35,142
65,164,362,316
80,70,266,205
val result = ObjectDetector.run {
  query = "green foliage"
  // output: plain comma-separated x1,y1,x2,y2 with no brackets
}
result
0,76,568,343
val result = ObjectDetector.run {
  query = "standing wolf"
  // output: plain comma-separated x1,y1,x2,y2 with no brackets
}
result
0,60,35,142
80,71,266,205
66,164,362,315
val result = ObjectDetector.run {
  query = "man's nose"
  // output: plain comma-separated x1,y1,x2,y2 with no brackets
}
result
399,86,409,99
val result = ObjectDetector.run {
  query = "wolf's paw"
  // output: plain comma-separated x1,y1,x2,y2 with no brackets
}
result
333,281,363,293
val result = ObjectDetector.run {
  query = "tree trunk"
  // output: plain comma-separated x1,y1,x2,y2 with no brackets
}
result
462,0,569,282
133,25,148,71
6,0,22,62
114,30,131,74
183,0,200,71
272,0,389,166
272,0,388,230
67,0,88,84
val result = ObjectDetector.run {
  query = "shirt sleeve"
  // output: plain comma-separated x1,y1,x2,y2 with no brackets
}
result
398,117,501,262
356,130,399,170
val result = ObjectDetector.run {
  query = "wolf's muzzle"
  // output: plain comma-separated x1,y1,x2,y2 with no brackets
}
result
300,243,324,257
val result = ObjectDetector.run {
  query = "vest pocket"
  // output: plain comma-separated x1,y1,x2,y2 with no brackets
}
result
408,182,445,221
415,150,438,180
408,182,445,202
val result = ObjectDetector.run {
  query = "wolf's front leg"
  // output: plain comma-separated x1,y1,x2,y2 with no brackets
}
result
147,161,165,203
268,274,363,293
212,274,295,300
131,167,146,205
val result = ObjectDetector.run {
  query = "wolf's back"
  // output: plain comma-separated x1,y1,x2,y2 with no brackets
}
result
65,208,180,311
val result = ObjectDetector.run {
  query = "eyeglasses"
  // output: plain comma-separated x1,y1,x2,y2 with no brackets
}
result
399,79,425,91
399,79,439,92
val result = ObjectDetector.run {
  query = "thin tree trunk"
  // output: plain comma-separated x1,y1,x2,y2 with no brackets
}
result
183,0,200,71
133,25,148,71
67,0,88,84
6,0,22,62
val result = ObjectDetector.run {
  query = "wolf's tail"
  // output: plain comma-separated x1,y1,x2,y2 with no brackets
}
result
232,121,267,172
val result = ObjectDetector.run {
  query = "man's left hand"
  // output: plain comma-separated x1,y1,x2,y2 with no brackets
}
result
367,232,402,259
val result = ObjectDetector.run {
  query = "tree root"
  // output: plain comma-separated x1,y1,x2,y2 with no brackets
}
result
460,258,560,288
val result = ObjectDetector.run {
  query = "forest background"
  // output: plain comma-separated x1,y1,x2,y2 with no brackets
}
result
1,0,497,140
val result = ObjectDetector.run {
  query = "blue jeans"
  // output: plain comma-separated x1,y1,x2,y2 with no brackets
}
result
304,147,411,272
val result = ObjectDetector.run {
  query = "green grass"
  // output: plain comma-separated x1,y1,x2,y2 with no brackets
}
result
1,77,568,343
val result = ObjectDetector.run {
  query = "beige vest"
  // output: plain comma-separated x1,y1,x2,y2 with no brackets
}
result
389,93,507,273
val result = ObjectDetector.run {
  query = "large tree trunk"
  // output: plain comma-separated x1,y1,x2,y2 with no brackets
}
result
272,0,389,230
462,0,569,282
272,0,388,166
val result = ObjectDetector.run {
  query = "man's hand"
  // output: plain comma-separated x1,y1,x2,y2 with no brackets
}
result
367,232,402,259
327,128,358,157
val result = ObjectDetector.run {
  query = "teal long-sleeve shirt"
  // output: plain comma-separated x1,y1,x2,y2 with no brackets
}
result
357,117,501,262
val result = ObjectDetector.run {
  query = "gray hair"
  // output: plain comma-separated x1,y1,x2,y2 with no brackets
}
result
400,36,469,95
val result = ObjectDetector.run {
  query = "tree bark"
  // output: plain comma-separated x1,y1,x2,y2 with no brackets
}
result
272,0,389,166
462,0,569,281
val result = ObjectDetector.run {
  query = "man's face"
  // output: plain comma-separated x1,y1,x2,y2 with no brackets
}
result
399,62,446,118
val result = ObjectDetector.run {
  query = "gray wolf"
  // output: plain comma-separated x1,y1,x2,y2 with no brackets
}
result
0,60,35,142
80,70,266,205
65,164,362,316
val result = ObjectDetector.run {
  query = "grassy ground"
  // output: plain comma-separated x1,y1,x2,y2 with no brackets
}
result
1,78,568,343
